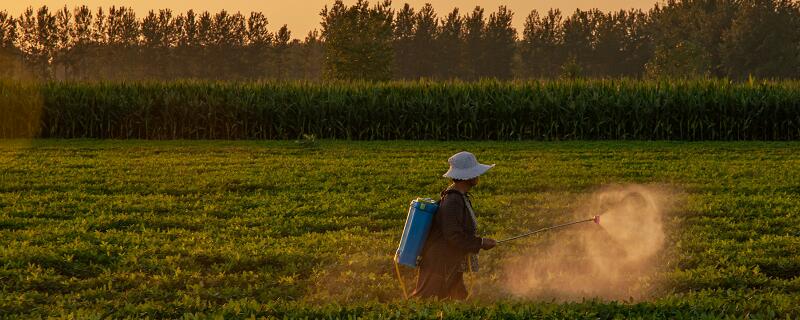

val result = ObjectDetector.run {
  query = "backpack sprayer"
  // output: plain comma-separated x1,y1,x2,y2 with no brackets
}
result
393,198,439,299
393,196,602,299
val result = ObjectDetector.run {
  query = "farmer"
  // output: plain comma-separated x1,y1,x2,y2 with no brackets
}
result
410,151,497,300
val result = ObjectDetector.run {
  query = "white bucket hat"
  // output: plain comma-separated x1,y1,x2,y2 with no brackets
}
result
442,151,495,180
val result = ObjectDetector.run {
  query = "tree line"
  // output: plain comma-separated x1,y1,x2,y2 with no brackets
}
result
0,6,322,80
1,0,799,81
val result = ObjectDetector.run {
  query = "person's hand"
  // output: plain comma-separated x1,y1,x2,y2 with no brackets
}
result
481,238,497,250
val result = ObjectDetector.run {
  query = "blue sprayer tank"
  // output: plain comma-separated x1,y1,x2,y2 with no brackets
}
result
395,197,439,268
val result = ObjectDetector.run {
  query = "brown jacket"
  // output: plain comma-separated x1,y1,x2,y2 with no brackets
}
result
410,188,482,299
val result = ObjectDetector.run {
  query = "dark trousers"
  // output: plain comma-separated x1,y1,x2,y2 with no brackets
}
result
409,264,467,300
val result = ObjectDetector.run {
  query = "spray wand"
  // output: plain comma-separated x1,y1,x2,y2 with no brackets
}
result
497,215,601,244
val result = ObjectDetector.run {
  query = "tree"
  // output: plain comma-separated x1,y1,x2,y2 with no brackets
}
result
210,10,248,79
53,6,73,78
141,9,171,78
519,9,564,78
174,10,199,78
70,6,92,79
619,9,652,77
320,0,394,81
72,6,92,44
0,11,21,78
16,7,58,78
463,6,485,80
274,24,291,79
647,0,737,77
0,11,17,49
484,6,516,79
196,11,213,78
560,55,583,79
106,6,139,46
91,7,106,44
434,8,463,79
720,0,800,79
561,9,598,76
246,12,271,46
228,12,248,78
197,11,213,47
299,29,323,79
412,3,438,79
592,11,626,76
177,10,199,48
393,3,415,79
644,40,712,78
245,11,272,79
104,6,138,79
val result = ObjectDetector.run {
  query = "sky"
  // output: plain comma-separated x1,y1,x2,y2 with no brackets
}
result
4,0,658,40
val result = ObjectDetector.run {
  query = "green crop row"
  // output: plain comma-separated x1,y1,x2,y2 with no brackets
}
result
1,79,799,140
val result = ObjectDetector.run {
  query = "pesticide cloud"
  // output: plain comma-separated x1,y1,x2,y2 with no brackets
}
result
501,184,674,300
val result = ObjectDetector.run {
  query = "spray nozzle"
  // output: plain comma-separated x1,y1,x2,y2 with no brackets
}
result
593,215,600,224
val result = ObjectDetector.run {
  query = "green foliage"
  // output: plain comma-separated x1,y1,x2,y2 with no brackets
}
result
320,0,394,81
645,0,737,78
0,140,799,317
520,9,565,78
2,5,323,82
720,0,800,79
644,41,712,79
559,56,584,79
483,6,516,80
2,79,800,140
4,1,800,81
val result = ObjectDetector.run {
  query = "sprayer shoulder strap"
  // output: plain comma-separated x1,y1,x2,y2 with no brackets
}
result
438,189,465,206
442,189,479,231
418,190,463,261
438,189,472,220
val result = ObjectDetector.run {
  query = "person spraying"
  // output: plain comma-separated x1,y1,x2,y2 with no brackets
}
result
410,151,497,300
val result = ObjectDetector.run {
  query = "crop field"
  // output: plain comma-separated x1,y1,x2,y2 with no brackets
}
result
2,80,800,141
1,140,799,318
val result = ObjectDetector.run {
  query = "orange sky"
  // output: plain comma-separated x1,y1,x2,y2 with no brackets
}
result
4,0,658,40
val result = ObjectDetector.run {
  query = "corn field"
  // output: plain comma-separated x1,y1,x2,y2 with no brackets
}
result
1,79,799,140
